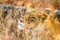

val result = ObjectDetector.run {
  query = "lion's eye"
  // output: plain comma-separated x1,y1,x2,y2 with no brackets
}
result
28,17,36,22
30,17,36,21
30,17,36,19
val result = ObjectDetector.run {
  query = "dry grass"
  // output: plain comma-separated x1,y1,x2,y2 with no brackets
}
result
0,5,60,40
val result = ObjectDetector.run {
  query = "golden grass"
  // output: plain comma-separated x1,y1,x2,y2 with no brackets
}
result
0,5,60,40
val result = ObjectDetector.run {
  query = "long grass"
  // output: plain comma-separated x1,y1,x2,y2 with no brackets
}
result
0,5,60,40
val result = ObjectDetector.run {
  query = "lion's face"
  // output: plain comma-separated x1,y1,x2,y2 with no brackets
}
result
20,10,48,29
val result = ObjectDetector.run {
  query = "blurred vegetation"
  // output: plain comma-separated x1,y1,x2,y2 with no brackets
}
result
0,0,60,40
